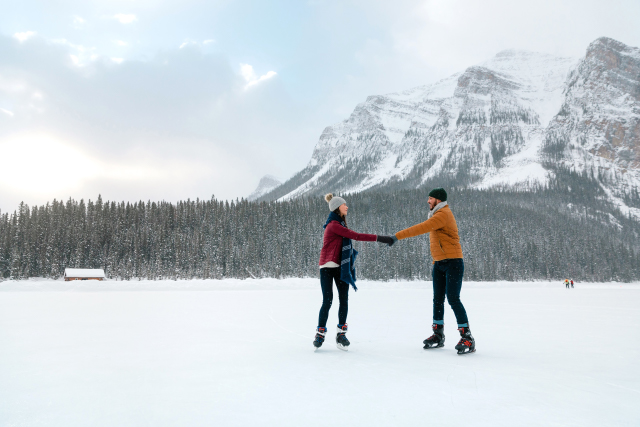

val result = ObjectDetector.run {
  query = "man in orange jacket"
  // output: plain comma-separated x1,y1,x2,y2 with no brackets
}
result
391,188,475,355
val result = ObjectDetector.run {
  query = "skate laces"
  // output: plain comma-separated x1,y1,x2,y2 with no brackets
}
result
337,334,349,344
456,327,473,347
457,338,472,347
428,324,443,340
336,324,349,345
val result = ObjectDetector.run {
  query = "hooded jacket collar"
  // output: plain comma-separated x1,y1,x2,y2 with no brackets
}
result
429,201,448,218
324,211,345,229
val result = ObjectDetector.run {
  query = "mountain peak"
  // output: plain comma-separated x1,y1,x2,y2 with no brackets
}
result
494,49,540,58
247,175,282,201
585,36,640,64
589,37,631,52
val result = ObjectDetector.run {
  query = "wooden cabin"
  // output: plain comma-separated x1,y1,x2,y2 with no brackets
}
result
64,268,106,281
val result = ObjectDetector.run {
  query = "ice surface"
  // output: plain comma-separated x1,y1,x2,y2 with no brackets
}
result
1,278,639,426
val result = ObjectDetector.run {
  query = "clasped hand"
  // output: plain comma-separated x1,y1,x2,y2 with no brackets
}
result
376,235,398,247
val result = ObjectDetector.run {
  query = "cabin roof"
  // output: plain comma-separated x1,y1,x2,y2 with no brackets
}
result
64,268,106,278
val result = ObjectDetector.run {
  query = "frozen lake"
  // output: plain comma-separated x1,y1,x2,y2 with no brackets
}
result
1,278,639,426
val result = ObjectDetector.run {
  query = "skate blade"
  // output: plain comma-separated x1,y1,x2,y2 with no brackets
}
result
456,348,476,355
336,344,349,351
422,343,444,350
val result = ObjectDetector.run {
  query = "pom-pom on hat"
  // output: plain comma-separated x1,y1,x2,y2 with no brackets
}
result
325,193,347,211
428,187,447,202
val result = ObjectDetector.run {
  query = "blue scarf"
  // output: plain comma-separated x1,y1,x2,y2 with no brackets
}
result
323,211,359,291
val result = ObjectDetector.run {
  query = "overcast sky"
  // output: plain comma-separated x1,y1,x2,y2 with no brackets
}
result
1,0,639,212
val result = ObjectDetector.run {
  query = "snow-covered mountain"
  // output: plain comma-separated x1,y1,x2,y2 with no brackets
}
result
542,37,640,212
247,175,282,201
260,37,640,215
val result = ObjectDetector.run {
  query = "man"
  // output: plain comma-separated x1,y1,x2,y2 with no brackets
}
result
391,188,475,355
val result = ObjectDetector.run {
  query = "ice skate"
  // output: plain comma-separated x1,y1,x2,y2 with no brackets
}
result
455,326,476,355
336,324,350,351
423,323,445,349
313,327,327,350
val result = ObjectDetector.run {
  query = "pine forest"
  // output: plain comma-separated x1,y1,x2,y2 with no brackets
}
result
1,168,639,282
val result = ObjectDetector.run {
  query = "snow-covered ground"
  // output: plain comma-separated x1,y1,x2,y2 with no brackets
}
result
1,278,639,427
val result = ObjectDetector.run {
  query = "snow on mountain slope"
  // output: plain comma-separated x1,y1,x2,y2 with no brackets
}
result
480,50,573,125
261,37,640,210
267,51,574,201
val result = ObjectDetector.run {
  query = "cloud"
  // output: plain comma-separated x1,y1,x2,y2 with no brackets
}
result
51,38,98,66
0,34,310,211
13,31,37,42
0,108,14,117
73,15,86,27
179,41,196,49
181,40,215,49
0,133,101,195
0,133,173,206
69,51,98,67
0,74,28,94
114,40,128,47
111,57,124,64
113,14,137,24
240,64,277,90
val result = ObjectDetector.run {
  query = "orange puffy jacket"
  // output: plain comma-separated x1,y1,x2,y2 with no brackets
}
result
395,204,463,262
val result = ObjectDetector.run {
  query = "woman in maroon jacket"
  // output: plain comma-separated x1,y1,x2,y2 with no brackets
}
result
314,193,395,350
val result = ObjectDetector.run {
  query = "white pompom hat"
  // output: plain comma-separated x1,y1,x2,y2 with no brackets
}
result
325,193,346,211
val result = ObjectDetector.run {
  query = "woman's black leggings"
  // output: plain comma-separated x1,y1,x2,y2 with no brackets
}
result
318,267,349,328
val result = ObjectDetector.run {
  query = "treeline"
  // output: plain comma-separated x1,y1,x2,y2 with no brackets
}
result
1,175,639,282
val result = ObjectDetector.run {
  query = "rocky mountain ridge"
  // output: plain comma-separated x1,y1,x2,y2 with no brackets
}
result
259,37,640,218
542,38,640,210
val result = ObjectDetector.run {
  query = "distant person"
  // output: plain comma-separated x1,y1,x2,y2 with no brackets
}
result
391,188,475,355
313,193,395,351
571,279,574,288
565,279,570,289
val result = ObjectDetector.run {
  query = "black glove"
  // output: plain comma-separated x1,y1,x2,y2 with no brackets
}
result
376,235,396,246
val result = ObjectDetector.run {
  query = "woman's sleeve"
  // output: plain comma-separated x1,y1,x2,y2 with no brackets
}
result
326,222,377,242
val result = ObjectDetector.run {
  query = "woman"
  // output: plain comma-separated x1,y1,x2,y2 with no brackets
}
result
314,193,395,351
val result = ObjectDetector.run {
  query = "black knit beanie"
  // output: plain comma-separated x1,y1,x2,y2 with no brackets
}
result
428,187,447,202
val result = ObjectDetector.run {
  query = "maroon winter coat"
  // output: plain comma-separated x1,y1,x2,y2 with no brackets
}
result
318,221,377,266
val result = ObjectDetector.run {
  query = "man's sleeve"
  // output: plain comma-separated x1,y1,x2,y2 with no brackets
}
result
395,212,447,240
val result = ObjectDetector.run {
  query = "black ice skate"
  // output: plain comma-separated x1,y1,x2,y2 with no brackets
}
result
313,327,327,349
423,323,445,349
455,326,476,355
336,324,350,351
